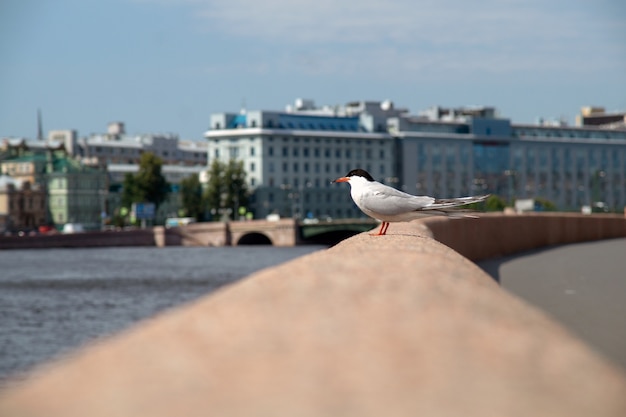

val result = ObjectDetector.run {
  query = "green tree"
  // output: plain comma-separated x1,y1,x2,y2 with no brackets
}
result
121,152,169,210
204,159,249,221
534,197,557,211
180,173,205,220
121,173,138,209
205,159,225,220
466,194,507,212
223,159,249,219
485,195,507,211
134,153,169,209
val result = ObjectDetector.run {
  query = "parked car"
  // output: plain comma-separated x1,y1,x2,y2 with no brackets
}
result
62,223,85,234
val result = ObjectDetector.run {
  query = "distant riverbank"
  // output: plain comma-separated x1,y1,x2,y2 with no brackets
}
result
0,229,157,250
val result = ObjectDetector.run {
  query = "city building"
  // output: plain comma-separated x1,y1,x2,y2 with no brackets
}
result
0,138,65,184
205,100,626,218
0,146,107,230
205,99,404,219
395,106,626,211
46,156,108,230
2,123,208,228
576,106,626,129
0,175,47,233
51,122,207,167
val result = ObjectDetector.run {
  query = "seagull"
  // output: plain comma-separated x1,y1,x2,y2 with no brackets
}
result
333,168,489,236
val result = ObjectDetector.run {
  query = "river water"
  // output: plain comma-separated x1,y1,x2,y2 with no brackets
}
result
0,245,325,385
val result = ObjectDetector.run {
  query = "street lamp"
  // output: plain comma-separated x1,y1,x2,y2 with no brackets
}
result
504,170,516,206
280,184,293,218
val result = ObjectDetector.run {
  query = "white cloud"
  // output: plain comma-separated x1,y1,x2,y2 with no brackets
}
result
146,0,625,77
190,0,578,45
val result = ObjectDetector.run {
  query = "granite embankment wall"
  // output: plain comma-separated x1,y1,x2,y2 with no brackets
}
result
0,229,157,250
1,217,625,416
0,226,219,250
419,212,626,262
1,213,623,251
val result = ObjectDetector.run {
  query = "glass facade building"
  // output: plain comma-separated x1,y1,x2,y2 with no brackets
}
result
398,117,626,211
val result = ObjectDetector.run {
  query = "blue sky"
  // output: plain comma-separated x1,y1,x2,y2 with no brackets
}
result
1,0,625,140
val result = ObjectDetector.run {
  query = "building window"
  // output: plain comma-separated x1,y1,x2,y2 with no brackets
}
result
282,146,288,157
250,162,256,172
250,147,256,156
268,146,274,156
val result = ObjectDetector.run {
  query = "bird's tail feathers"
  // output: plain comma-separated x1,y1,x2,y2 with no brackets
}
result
430,194,489,209
422,208,481,218
422,194,489,218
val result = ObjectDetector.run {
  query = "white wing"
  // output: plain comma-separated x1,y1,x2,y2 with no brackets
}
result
357,181,435,217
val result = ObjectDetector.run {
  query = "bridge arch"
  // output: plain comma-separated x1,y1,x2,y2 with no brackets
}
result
236,232,273,245
229,219,298,247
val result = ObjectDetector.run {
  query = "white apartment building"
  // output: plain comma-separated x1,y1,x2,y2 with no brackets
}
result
205,100,403,219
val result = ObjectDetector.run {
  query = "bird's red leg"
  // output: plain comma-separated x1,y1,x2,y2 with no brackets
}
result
371,222,388,236
369,222,389,236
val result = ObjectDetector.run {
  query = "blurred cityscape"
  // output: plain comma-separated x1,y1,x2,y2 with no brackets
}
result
1,98,625,234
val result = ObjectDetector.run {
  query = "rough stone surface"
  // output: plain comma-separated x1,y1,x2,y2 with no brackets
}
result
1,221,625,416
422,213,626,262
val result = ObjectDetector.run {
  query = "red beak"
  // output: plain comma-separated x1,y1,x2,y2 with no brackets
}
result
333,177,349,183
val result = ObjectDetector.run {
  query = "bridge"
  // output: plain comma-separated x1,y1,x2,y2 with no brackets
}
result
158,218,378,247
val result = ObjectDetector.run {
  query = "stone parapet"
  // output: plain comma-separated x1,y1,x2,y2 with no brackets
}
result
420,212,626,262
1,220,625,416
167,221,229,247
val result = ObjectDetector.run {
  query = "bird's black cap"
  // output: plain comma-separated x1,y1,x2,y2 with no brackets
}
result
345,169,375,182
